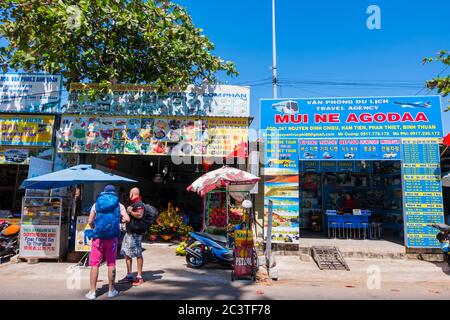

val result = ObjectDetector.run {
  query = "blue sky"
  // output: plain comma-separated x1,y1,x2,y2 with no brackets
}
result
176,0,450,132
1,1,448,132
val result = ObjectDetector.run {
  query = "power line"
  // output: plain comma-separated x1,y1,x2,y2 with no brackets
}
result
415,65,449,96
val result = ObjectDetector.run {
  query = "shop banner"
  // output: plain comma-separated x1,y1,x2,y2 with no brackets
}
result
65,83,250,117
57,115,247,157
261,96,443,139
263,138,300,244
263,197,300,243
401,138,444,248
298,139,402,161
75,216,92,252
0,147,53,165
19,225,60,258
0,115,55,146
0,73,62,113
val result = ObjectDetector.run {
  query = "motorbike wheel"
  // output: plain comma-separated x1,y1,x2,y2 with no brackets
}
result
186,246,205,269
231,271,235,282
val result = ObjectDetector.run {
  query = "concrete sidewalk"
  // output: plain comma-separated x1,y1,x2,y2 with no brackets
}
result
0,242,449,300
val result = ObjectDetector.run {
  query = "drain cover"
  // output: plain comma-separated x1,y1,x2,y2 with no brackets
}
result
311,246,350,271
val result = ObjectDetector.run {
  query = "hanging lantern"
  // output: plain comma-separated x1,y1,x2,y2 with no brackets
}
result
107,155,119,171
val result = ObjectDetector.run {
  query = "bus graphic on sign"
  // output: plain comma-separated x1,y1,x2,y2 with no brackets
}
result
271,100,299,114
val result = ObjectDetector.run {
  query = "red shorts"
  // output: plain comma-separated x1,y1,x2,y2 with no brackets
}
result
89,238,118,267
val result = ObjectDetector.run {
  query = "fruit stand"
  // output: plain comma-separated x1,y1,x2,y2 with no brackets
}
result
203,189,248,242
187,166,260,245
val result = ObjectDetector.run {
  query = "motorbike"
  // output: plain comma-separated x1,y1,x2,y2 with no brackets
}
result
0,220,20,261
185,231,234,268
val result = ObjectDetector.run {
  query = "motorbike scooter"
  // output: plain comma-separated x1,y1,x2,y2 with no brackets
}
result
185,199,258,270
185,230,234,268
0,220,20,262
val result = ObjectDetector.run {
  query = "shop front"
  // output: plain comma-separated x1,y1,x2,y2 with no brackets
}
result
0,113,57,219
55,83,251,240
260,96,445,251
0,73,62,217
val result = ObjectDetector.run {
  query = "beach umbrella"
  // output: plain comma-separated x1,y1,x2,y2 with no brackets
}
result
187,166,260,200
20,164,136,190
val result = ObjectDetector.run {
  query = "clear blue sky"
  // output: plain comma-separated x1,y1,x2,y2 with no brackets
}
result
1,1,448,132
176,0,450,132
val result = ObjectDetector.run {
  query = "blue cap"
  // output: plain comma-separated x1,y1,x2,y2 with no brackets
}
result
104,185,116,193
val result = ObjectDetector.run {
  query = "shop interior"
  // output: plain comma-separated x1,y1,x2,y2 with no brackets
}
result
80,154,230,231
0,164,29,217
299,160,404,244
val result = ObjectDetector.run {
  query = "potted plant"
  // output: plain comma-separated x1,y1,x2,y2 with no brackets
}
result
161,227,173,241
148,224,162,241
178,224,193,242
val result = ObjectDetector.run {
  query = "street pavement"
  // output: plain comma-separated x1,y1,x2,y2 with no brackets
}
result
0,242,449,300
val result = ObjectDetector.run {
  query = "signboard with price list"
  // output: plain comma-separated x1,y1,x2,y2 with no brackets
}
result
261,96,444,248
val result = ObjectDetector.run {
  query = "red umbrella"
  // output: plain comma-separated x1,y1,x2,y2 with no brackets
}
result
187,166,260,198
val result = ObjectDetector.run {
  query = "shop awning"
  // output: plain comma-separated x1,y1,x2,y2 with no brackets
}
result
20,164,137,190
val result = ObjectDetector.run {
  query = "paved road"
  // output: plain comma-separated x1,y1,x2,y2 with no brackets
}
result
0,243,449,300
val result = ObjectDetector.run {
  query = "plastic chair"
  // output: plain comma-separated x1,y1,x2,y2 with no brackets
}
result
370,222,382,239
344,222,354,239
328,221,339,238
359,222,369,239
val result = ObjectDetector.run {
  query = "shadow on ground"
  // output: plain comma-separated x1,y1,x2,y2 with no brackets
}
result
111,264,268,300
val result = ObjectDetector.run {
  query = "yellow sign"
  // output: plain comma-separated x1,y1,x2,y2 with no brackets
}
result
75,216,92,252
0,115,54,146
234,229,253,246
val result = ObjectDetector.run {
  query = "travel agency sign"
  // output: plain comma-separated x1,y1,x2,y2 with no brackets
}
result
260,96,445,248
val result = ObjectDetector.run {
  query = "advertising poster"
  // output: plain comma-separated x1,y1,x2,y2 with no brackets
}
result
264,197,300,243
75,216,92,252
0,115,55,146
261,96,443,140
204,118,248,157
401,138,444,248
319,140,339,160
65,83,250,117
19,225,60,258
359,139,381,159
57,115,247,157
263,139,300,244
338,139,360,159
299,140,319,160
0,73,62,113
380,139,401,160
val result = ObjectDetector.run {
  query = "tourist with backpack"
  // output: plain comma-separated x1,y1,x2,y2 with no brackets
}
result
119,187,157,286
85,185,130,300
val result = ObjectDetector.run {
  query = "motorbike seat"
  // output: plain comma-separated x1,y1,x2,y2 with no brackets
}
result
196,232,227,244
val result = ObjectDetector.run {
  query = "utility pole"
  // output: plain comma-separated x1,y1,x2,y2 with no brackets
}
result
272,0,278,99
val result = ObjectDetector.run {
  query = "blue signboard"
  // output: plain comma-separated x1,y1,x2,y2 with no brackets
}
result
261,96,445,249
401,138,444,248
261,96,443,139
